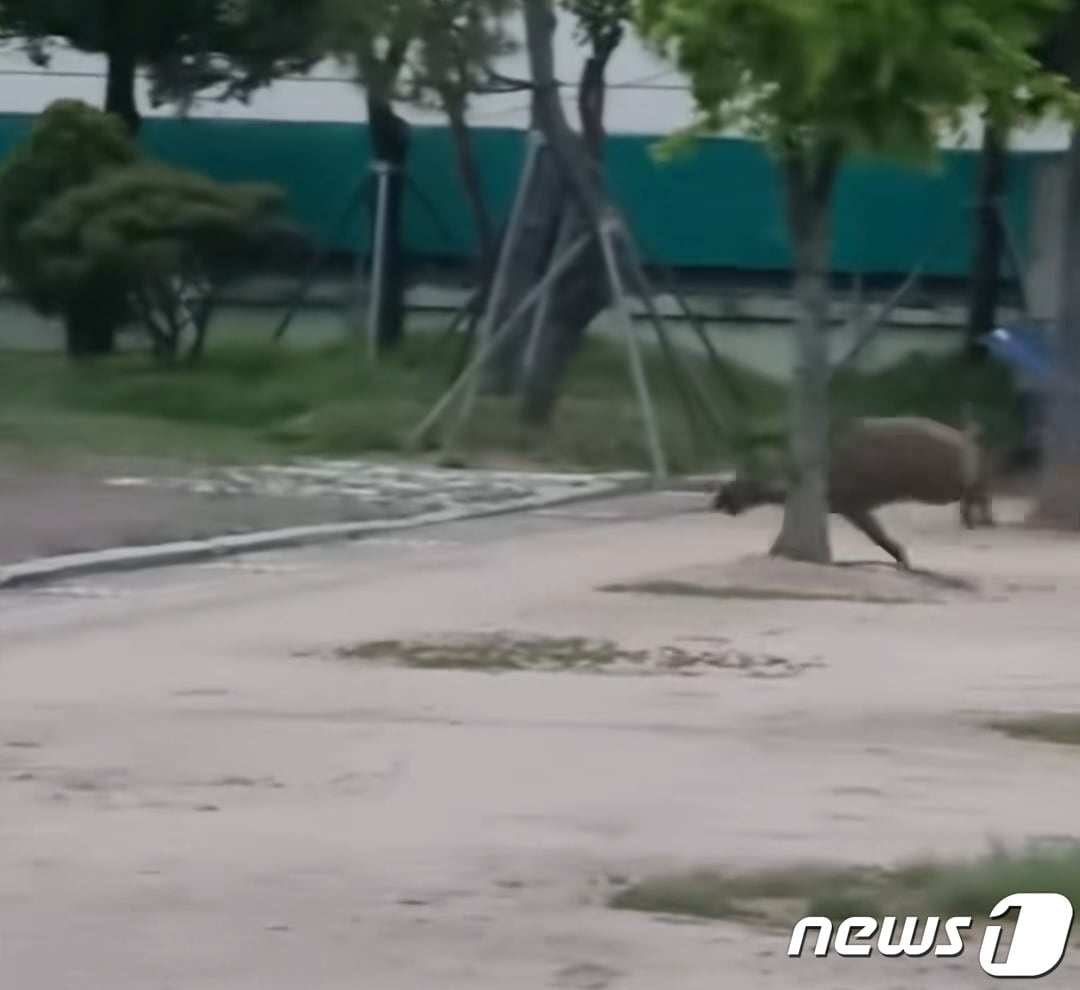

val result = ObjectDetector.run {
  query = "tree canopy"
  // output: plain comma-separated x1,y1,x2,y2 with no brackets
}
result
636,0,1076,564
562,0,631,56
0,98,305,361
0,0,326,131
0,98,137,353
638,0,1075,164
23,163,308,361
406,0,517,112
559,0,632,156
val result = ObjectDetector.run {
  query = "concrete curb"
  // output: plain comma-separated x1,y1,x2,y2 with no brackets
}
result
659,472,732,492
0,472,653,590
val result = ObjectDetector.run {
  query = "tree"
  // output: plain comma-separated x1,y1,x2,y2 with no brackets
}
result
480,0,613,426
322,0,425,353
408,0,518,265
966,119,1008,361
22,164,309,363
1039,129,1080,525
561,0,632,160
638,0,1073,565
1034,1,1080,526
965,19,1075,362
480,0,635,424
0,99,138,356
146,0,330,111
325,0,522,353
506,0,640,424
0,0,325,134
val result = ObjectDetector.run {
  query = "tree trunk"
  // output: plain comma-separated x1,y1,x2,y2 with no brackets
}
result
88,0,136,358
64,305,119,359
513,34,618,423
1035,128,1080,528
186,292,215,363
103,0,141,134
446,99,493,268
366,95,410,352
63,277,125,359
485,0,608,423
770,156,836,564
105,51,140,134
966,121,1007,361
518,204,609,425
512,39,617,423
482,149,568,394
578,47,612,163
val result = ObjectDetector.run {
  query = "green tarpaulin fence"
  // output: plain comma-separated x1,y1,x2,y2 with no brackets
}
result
0,113,1048,277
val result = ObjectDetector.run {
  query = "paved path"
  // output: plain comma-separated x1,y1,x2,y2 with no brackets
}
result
0,457,640,565
3,491,1080,988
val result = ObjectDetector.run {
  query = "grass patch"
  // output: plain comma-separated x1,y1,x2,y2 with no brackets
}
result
0,327,1024,473
601,579,924,604
610,840,1080,935
0,336,762,472
325,633,821,677
987,713,1080,747
333,633,643,671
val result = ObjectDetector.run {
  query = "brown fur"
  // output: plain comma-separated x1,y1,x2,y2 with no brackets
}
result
711,416,994,569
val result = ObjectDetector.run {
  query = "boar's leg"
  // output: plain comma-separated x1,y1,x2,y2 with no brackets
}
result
843,509,910,570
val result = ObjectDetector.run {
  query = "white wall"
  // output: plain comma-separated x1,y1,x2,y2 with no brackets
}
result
0,12,1071,150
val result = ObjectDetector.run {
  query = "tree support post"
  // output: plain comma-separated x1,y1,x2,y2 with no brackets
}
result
272,176,371,343
449,130,548,436
521,207,567,378
614,221,732,446
994,197,1031,316
834,210,967,371
597,212,667,480
406,229,593,450
365,161,393,362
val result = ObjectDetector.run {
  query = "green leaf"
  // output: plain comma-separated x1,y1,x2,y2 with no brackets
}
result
634,0,1074,164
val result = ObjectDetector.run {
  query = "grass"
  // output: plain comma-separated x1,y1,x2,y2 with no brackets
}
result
0,335,765,472
324,632,821,677
331,633,644,671
600,578,925,604
601,563,979,604
987,713,1080,747
0,322,1026,474
610,840,1080,935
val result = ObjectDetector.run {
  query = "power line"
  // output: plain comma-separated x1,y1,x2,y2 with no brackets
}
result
0,64,690,92
0,57,690,126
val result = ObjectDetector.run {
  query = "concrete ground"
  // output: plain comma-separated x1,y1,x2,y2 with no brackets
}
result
0,458,386,563
0,457,627,565
3,490,1080,988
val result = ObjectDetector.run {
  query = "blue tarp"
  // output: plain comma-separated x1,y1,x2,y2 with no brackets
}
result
983,326,1056,454
983,326,1055,391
